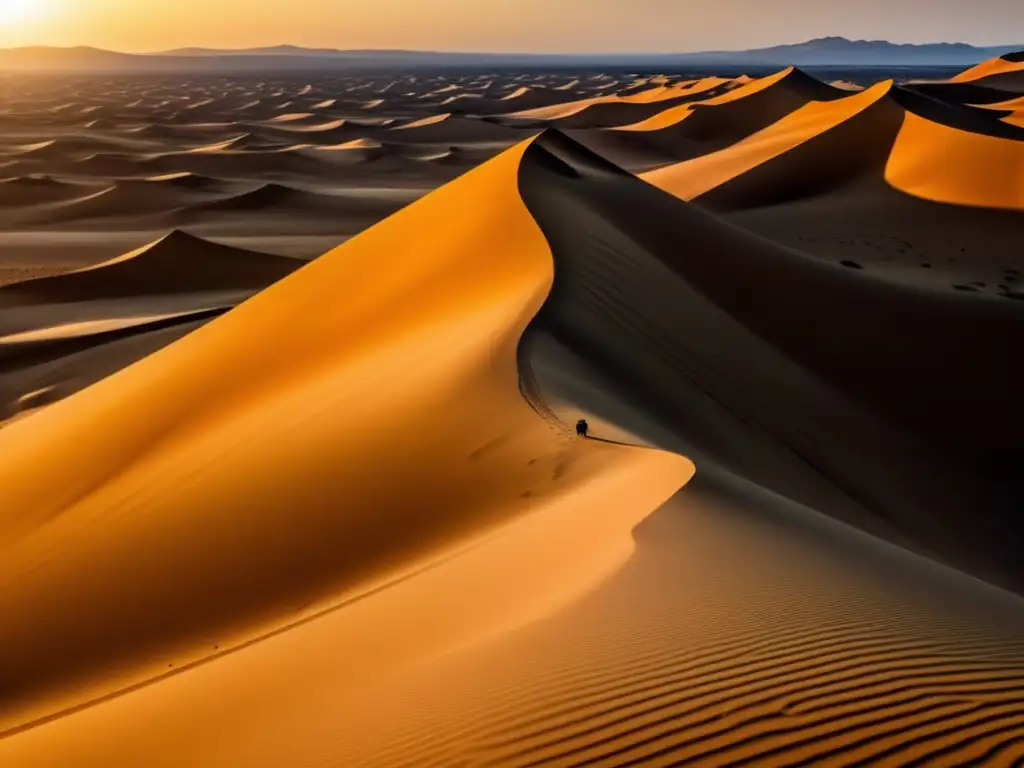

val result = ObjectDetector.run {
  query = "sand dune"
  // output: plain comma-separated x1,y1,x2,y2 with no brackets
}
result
142,171,230,190
501,80,734,130
185,133,270,153
623,68,842,132
0,176,101,207
0,230,297,303
1,61,1023,766
645,78,1024,213
12,177,240,226
183,182,354,215
570,68,851,171
384,113,526,144
525,132,1022,582
0,139,689,741
0,230,298,427
1,131,1021,766
952,52,1024,90
886,110,1024,210
455,85,587,114
392,113,452,130
643,81,897,201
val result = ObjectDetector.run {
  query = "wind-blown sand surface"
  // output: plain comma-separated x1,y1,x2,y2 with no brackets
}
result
1,57,1023,765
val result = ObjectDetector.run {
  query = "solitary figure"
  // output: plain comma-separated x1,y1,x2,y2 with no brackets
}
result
576,418,589,439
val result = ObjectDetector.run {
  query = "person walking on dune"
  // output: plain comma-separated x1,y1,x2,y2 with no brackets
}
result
576,419,589,439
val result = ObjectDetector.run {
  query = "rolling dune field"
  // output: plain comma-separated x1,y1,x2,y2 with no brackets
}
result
1,54,1022,766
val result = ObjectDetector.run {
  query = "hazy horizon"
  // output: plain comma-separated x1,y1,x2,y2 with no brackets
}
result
1,0,1021,53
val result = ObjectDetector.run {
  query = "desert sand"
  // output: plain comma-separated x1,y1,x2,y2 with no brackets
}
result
0,55,1023,766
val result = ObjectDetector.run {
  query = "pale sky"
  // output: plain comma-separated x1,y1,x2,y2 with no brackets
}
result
2,0,1021,52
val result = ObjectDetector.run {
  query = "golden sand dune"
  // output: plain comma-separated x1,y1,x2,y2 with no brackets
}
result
266,112,317,123
952,52,1024,87
645,78,1024,213
1003,111,1024,127
566,68,850,172
1,61,1023,766
0,138,689,742
317,137,383,151
622,68,842,132
643,81,895,201
1,132,1022,766
886,111,1024,210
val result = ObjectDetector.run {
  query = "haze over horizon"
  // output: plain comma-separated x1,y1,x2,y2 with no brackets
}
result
1,0,1021,52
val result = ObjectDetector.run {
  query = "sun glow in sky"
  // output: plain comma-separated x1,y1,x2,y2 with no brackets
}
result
0,0,1020,52
0,0,48,25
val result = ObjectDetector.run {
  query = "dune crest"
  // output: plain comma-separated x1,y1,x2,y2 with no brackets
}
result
0,137,690,738
621,68,836,132
952,53,1024,85
643,81,894,200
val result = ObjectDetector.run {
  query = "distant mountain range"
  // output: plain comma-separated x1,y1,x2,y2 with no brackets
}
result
1,37,1021,72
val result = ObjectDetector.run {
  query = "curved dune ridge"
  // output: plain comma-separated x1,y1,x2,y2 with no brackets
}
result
570,68,854,171
643,80,895,201
622,68,843,132
142,171,228,190
0,137,689,748
1,132,1023,766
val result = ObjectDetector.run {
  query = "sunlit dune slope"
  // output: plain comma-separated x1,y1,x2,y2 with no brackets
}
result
951,51,1024,88
886,110,1024,210
644,79,1024,212
643,81,896,203
623,68,843,133
572,68,851,171
0,137,689,737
